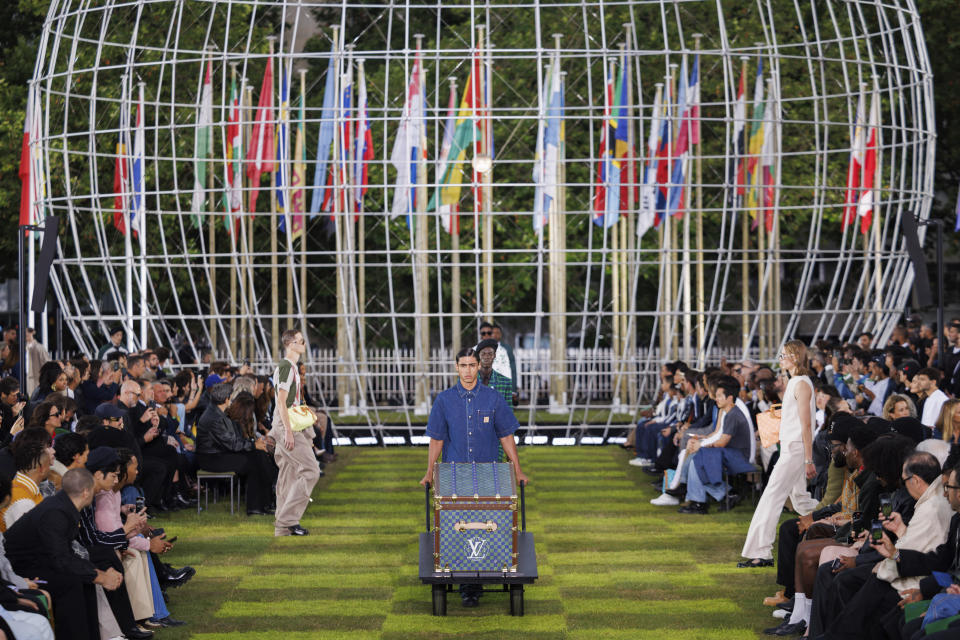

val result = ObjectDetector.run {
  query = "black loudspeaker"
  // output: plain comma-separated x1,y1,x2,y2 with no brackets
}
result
31,215,59,313
899,209,932,308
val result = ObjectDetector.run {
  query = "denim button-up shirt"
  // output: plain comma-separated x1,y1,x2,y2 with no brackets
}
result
425,381,519,463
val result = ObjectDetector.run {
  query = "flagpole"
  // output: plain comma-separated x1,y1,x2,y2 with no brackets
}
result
447,76,462,359
617,41,630,405
228,63,239,359
298,68,308,354
120,74,134,351
549,36,567,411
355,60,368,410
244,82,255,360
478,26,494,322
331,36,349,411
137,81,148,350
693,35,705,367
669,63,679,360
413,34,431,414
623,24,637,407
740,57,750,358
342,45,359,412
871,80,883,329
267,36,279,359
681,54,693,364
772,78,783,348
764,77,775,355
653,79,669,363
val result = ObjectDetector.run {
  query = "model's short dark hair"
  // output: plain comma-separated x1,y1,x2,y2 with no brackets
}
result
209,382,233,404
75,415,101,437
0,377,19,396
478,322,494,330
916,367,941,383
455,347,478,364
54,432,88,466
12,428,52,472
154,347,170,362
126,355,144,369
715,376,740,400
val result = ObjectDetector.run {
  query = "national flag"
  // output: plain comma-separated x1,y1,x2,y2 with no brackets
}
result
224,73,243,235
113,80,130,234
532,50,563,231
435,81,460,234
857,90,879,235
129,83,145,237
637,84,663,240
19,85,44,229
606,56,631,224
731,63,747,199
689,54,701,146
390,46,427,221
276,69,291,229
289,91,306,241
591,61,615,226
310,40,338,217
322,62,353,214
246,56,275,211
760,79,776,233
654,81,673,221
843,91,865,231
190,58,214,224
429,49,483,218
666,56,692,218
354,61,374,212
746,60,765,224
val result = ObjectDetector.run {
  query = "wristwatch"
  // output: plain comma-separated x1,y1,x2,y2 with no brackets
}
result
805,459,813,465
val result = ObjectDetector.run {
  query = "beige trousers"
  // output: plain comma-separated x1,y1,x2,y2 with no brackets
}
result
96,585,123,640
271,426,320,535
121,549,154,621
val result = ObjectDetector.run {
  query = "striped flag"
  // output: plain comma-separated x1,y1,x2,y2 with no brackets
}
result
843,91,865,232
532,50,563,231
224,73,243,235
129,83,145,237
666,56,693,219
434,81,459,234
606,58,630,224
246,56,274,211
591,62,615,226
760,79,776,233
290,91,306,241
857,89,879,235
113,80,130,234
390,45,427,221
428,49,482,224
746,60,765,226
354,61,374,211
637,84,663,240
275,69,291,227
19,85,44,229
190,58,213,225
731,63,748,200
310,40,338,217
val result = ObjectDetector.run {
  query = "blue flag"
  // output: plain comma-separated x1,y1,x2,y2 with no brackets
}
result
310,40,338,217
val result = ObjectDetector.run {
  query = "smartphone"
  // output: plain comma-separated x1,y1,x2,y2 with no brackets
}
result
135,495,145,512
870,520,884,543
880,494,893,518
166,536,178,544
830,557,846,572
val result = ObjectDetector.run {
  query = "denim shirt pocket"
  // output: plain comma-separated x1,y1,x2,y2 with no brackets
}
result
477,409,495,434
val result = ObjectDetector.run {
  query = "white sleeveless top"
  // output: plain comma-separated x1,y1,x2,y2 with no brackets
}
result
779,375,815,447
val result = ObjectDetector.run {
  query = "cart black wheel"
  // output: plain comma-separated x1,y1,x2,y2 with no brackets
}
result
509,584,524,616
432,584,447,616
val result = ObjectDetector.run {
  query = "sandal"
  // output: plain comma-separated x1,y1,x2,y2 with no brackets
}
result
737,558,774,568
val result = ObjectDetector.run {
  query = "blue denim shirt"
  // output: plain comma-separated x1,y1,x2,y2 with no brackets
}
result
425,381,519,463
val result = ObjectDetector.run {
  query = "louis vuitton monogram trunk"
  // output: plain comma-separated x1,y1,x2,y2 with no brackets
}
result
432,462,518,573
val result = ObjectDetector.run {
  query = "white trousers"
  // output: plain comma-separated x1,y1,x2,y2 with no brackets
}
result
741,441,819,560
0,607,54,640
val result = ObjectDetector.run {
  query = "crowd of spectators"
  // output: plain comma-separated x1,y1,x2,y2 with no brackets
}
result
0,325,337,640
628,318,960,638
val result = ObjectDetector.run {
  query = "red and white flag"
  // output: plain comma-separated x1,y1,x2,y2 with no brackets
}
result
857,90,879,235
842,91,866,231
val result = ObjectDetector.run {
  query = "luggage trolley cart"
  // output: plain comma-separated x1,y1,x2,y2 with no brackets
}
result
418,461,538,616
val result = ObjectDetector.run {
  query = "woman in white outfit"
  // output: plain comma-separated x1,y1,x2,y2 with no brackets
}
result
739,340,820,567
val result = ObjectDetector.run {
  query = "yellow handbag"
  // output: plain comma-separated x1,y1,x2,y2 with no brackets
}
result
756,403,782,449
288,405,317,432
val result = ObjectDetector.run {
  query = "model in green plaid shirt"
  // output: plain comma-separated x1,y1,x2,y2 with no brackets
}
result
476,339,516,463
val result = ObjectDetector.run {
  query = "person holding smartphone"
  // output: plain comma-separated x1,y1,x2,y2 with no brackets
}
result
0,377,25,447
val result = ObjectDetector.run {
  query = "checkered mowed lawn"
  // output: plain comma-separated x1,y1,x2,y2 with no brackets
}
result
151,446,784,639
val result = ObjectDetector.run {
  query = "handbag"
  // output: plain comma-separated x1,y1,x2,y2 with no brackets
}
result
287,405,316,432
756,403,782,448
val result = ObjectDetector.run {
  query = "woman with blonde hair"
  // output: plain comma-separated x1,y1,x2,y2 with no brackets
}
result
739,340,820,570
882,394,917,422
935,398,960,443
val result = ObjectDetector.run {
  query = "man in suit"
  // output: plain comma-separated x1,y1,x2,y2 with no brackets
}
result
4,468,123,640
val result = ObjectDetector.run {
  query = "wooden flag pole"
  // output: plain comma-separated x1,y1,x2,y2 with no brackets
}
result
548,43,568,411
267,36,279,359
477,26,494,321
681,63,692,364
693,34,705,367
298,68,309,350
654,79,669,363
342,44,359,412
623,24,638,407
617,41,630,404
739,57,750,358
447,76,462,359
356,58,368,410
871,80,883,330
206,48,218,355
330,36,348,411
413,34,431,414
765,77,775,355
228,63,239,359
669,63,679,360
244,83,256,360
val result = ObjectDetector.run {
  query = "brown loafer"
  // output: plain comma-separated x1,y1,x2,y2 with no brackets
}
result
763,590,789,607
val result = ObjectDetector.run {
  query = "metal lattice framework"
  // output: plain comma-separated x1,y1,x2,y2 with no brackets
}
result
28,0,934,427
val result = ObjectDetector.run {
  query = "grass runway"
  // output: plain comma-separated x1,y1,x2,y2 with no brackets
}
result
152,446,782,639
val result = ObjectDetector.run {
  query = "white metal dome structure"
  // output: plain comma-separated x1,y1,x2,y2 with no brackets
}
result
27,0,934,425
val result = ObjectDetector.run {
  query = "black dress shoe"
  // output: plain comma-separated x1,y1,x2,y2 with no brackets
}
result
157,616,186,627
163,566,195,589
717,493,743,512
288,524,309,536
678,501,708,514
777,597,794,612
124,626,154,639
763,619,806,636
175,492,197,506
737,558,774,568
665,485,686,498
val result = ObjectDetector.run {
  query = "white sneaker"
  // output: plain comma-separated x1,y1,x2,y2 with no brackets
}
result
772,608,789,619
650,493,680,506
628,458,651,467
